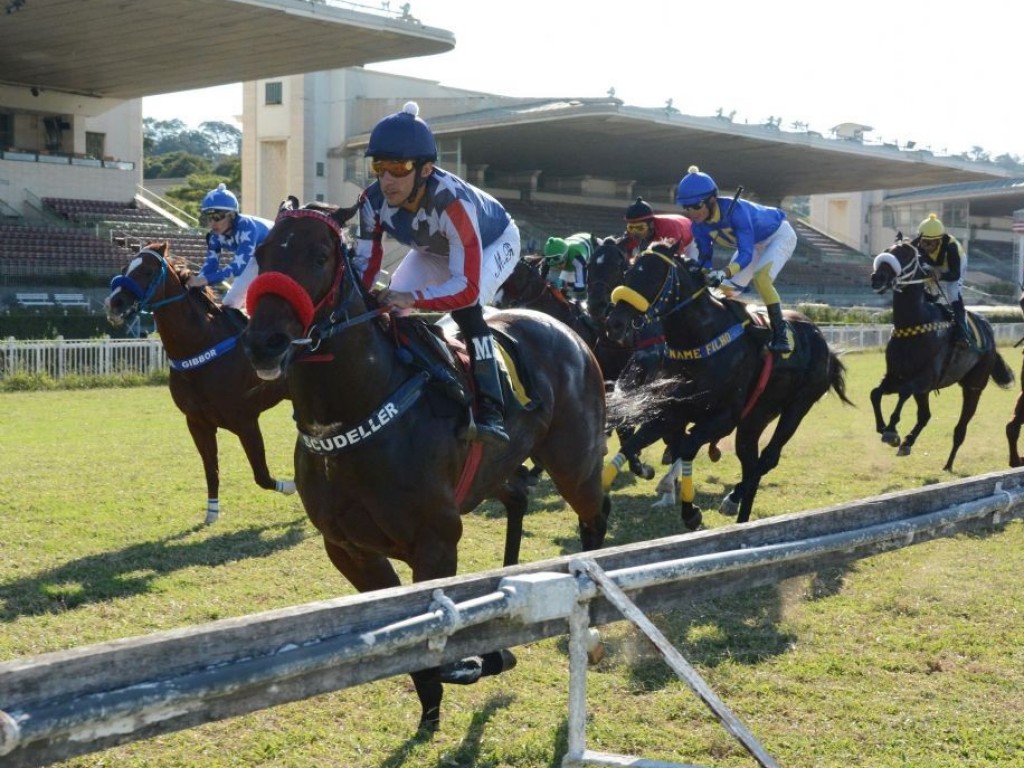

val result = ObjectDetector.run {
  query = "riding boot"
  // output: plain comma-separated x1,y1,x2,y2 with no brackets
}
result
461,334,510,446
766,302,792,353
951,299,970,348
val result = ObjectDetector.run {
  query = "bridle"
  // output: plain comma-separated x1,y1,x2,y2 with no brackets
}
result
109,248,188,313
610,249,707,328
872,243,930,293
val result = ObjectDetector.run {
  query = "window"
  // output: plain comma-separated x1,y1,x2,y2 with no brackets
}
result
315,193,324,202
315,161,325,177
265,81,283,106
85,131,105,159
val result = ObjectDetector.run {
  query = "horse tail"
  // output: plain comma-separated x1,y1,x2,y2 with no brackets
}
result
828,351,856,406
990,350,1015,389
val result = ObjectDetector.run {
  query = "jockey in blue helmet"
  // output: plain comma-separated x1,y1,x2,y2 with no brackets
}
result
354,102,521,445
675,165,796,353
187,183,273,315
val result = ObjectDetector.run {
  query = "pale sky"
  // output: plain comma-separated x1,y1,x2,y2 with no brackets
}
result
143,0,1024,159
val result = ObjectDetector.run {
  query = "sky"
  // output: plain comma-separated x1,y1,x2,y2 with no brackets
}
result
142,0,1024,159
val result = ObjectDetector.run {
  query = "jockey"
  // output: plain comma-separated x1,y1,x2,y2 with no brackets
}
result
187,183,273,315
354,101,520,446
675,165,797,353
622,196,697,262
911,213,969,347
542,233,592,298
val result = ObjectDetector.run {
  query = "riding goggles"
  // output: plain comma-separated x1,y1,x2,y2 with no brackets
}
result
370,158,417,178
680,197,711,212
202,211,233,224
625,222,649,235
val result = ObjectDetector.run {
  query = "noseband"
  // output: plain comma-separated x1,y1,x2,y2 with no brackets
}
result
109,249,187,312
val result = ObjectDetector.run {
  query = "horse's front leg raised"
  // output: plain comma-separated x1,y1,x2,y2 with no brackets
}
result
185,416,221,524
897,392,931,457
871,382,908,448
235,419,296,496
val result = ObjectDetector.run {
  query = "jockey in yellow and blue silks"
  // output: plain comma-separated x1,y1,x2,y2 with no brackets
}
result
543,233,592,298
675,165,796,353
911,213,969,347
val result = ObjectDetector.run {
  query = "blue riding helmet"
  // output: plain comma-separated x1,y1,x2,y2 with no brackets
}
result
675,165,718,207
201,183,239,213
365,101,438,161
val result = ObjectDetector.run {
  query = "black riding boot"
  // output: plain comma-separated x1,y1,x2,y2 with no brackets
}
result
951,299,970,348
463,337,510,446
766,302,792,353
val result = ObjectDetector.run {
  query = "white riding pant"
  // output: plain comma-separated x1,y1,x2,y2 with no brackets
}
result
390,221,520,306
222,257,259,312
723,220,797,291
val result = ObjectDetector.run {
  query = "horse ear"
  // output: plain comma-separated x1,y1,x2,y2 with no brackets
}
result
278,197,296,213
331,202,360,228
895,230,904,244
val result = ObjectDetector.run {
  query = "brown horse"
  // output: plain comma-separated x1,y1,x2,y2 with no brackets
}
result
105,242,294,524
241,200,610,732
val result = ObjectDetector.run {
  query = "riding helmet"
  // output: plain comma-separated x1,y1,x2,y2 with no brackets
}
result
201,183,239,213
365,101,438,161
625,196,654,222
918,213,945,238
675,165,718,207
543,237,568,264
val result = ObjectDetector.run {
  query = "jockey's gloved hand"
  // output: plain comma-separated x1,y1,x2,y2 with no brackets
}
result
706,269,728,288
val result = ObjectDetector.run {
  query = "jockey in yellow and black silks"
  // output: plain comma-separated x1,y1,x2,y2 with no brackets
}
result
675,166,796,353
910,213,969,347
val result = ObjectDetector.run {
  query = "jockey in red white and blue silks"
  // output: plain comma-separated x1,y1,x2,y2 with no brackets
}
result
354,167,520,312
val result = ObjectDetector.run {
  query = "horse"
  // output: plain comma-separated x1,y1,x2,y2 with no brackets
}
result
870,237,1014,470
104,242,295,524
1006,290,1024,467
603,244,853,527
240,200,610,732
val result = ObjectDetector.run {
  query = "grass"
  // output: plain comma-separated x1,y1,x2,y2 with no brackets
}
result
2,347,1024,767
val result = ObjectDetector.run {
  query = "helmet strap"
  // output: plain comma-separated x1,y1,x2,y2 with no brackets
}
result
402,161,431,208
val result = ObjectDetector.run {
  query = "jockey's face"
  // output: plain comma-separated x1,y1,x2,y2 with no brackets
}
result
378,160,433,208
918,236,941,257
626,221,650,241
205,211,235,236
680,196,714,223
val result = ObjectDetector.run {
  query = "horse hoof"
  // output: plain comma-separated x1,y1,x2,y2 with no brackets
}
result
204,510,219,525
897,445,912,457
881,431,900,447
681,507,703,531
708,444,722,462
586,628,605,665
276,479,296,495
719,494,739,517
439,657,483,685
651,492,674,509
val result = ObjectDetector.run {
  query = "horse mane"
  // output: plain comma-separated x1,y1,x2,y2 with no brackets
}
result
143,241,222,314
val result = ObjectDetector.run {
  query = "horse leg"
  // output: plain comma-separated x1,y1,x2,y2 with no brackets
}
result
323,540,446,732
731,427,764,524
897,393,931,457
235,419,296,495
944,385,984,471
616,425,655,479
1006,391,1024,467
870,383,904,447
185,417,221,524
494,475,530,566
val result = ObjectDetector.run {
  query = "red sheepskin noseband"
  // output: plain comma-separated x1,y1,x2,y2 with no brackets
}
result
247,272,315,330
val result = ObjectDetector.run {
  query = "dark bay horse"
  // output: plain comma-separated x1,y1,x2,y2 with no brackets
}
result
1006,290,1024,467
604,245,852,527
241,201,610,732
105,242,294,524
871,238,1014,470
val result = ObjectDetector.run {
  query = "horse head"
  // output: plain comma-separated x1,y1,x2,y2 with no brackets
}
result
604,242,704,346
871,237,924,294
585,236,630,322
493,256,545,309
105,241,190,326
242,199,362,379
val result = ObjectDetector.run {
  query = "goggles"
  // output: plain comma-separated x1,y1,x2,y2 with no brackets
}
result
202,211,233,223
680,197,710,212
918,236,942,250
625,222,649,235
371,158,416,178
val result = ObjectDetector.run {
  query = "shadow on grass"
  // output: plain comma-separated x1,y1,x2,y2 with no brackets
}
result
0,517,309,621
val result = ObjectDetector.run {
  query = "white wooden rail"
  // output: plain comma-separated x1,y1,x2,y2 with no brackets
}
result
2,469,1022,768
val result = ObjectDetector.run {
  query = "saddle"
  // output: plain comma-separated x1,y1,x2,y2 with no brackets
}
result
722,298,802,366
391,315,536,413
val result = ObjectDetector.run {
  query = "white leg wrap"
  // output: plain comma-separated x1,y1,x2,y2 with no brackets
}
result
275,479,296,495
205,498,220,525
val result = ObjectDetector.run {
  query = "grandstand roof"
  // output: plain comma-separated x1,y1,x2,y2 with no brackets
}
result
0,0,453,103
346,98,1010,202
884,177,1024,218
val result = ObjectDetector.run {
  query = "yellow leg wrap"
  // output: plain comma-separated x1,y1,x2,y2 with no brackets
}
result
678,460,695,503
602,453,626,491
751,265,781,306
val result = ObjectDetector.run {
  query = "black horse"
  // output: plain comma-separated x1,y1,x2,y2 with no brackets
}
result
241,200,610,732
603,244,853,527
1006,290,1024,467
871,237,1014,470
